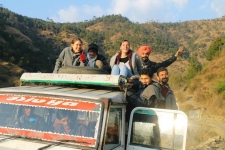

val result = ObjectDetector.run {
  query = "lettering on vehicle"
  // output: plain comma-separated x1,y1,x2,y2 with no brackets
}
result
0,94,102,111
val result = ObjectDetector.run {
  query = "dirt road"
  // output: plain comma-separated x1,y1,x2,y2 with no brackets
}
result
186,118,225,149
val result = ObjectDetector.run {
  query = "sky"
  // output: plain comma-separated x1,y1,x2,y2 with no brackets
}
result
0,0,225,23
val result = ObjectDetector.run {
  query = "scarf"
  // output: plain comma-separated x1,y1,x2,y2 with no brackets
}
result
87,54,97,67
72,50,83,66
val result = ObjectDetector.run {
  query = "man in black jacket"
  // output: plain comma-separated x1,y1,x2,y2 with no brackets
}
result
87,43,111,73
137,46,184,73
126,68,157,108
126,68,157,124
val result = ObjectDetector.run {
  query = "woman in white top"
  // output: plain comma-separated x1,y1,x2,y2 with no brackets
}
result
110,40,142,77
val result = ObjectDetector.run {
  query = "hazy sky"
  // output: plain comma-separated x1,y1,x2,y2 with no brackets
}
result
0,0,225,23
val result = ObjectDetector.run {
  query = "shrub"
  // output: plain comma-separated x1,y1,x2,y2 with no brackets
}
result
184,56,202,81
214,80,225,93
213,79,225,100
222,91,225,100
206,37,225,61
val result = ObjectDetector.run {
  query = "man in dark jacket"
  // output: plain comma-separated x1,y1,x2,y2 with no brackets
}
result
87,43,111,73
140,67,178,110
126,68,158,108
126,68,158,124
138,46,184,73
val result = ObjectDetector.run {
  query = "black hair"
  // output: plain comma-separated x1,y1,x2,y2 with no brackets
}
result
22,106,34,113
88,43,98,53
139,68,154,78
56,110,70,120
156,67,168,76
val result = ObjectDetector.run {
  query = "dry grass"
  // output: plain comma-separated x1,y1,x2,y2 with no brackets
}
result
179,103,194,115
186,120,220,149
86,22,105,31
0,59,24,88
185,50,225,115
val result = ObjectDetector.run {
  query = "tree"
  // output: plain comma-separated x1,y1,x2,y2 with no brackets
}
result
206,37,225,61
184,56,202,81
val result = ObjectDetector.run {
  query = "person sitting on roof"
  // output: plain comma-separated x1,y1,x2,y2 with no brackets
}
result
87,43,111,73
53,38,87,73
110,40,142,77
138,46,184,73
150,67,178,110
126,68,158,108
125,68,159,145
126,67,178,110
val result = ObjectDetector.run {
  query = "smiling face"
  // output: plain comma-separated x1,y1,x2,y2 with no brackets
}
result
157,70,169,85
140,74,152,85
140,50,150,62
88,49,97,59
71,40,82,53
120,41,130,53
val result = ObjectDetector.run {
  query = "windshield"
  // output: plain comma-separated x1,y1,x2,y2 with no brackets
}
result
0,94,103,148
129,108,187,150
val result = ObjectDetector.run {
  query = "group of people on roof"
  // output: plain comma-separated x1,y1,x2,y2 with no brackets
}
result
52,37,184,111
53,38,110,74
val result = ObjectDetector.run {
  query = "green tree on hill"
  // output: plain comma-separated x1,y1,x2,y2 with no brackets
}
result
184,56,202,81
206,37,225,61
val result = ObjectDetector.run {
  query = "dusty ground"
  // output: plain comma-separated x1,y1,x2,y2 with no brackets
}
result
186,117,225,150
176,92,225,149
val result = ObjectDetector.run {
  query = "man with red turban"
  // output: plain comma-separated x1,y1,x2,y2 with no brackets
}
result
137,46,184,73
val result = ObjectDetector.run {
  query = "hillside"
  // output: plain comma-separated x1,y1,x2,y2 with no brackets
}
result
177,49,225,115
0,59,24,88
0,7,225,95
0,7,225,91
0,6,224,83
1,6,225,149
170,49,225,149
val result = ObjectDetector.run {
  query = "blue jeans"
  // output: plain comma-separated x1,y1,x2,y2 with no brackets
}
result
111,64,133,77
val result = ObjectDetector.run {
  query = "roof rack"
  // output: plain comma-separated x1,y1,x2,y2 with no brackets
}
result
20,73,127,87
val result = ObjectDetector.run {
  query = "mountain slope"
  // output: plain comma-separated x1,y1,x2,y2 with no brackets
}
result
178,49,225,115
0,59,24,88
1,7,225,98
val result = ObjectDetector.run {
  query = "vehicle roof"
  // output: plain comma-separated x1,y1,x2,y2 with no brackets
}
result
0,85,125,103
